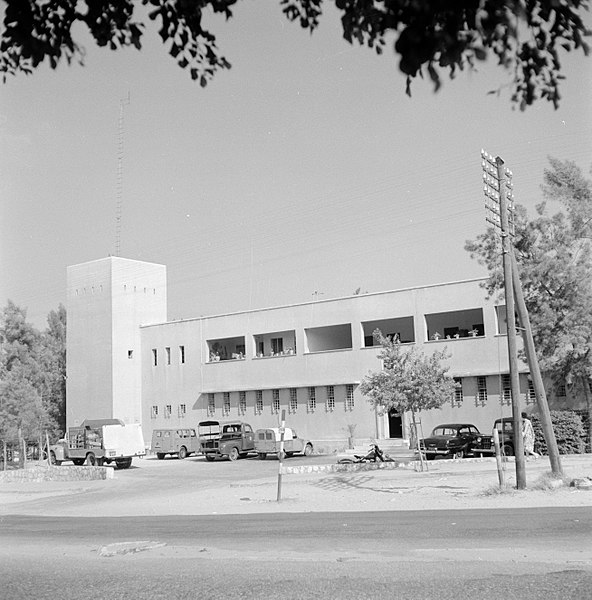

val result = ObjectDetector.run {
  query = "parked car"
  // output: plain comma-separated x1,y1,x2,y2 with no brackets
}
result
151,428,200,459
472,418,516,457
420,423,481,459
254,427,313,460
198,420,255,461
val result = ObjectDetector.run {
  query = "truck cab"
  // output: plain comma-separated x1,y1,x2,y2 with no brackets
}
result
198,420,255,461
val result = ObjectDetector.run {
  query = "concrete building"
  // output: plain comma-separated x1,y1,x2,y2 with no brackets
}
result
67,256,539,451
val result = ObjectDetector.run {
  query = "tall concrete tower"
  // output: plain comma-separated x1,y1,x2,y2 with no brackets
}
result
66,257,167,427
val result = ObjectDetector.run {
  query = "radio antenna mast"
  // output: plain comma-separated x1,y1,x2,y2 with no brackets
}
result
114,92,130,257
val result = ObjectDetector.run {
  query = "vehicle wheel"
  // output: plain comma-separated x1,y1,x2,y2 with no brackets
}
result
228,447,239,461
258,453,267,460
503,443,514,456
156,453,165,460
116,458,132,469
72,458,85,466
86,453,96,466
205,455,215,462
49,451,62,466
452,450,465,459
96,457,104,467
425,454,435,461
178,446,188,459
303,443,313,457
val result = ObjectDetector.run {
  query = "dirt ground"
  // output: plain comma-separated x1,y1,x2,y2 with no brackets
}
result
0,454,591,517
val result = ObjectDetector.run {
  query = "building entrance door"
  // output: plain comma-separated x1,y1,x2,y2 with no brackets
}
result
388,409,402,438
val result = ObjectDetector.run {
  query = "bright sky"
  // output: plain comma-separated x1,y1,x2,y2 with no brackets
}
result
1,3,591,328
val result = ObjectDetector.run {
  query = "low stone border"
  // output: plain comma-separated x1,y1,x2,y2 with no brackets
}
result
0,465,114,483
281,461,401,475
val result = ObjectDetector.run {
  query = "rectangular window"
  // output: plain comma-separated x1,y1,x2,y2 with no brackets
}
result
239,391,247,415
166,347,171,365
501,374,512,405
289,388,298,413
178,404,186,418
272,389,280,414
151,405,158,419
527,380,536,405
152,348,158,366
179,345,185,364
326,385,335,411
128,350,133,359
453,377,463,406
223,392,231,416
308,387,316,412
346,384,355,411
208,393,215,416
477,376,488,405
255,390,263,415
165,404,172,418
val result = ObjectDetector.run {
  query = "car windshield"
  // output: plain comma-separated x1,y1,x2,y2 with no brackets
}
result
432,427,458,437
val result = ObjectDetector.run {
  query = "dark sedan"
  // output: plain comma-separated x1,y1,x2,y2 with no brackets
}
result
420,423,481,459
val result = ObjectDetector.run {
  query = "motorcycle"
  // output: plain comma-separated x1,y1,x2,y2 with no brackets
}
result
337,444,394,464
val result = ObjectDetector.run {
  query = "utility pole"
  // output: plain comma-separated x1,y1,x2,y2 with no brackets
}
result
482,151,526,489
511,254,563,475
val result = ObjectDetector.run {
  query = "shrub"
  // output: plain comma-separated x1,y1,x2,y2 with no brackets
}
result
532,411,586,455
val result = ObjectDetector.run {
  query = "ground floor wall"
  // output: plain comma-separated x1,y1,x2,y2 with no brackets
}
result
142,372,545,453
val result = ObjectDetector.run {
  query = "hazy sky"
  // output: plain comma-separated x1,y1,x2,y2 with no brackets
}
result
1,3,591,329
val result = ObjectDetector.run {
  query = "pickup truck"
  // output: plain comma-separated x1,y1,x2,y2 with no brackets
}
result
198,420,255,461
49,419,146,469
255,427,313,460
472,418,516,457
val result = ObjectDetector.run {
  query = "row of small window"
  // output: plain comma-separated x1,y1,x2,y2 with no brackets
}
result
207,385,356,417
151,404,187,419
452,375,536,407
150,346,185,366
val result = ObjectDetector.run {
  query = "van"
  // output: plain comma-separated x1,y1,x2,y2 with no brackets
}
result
151,428,200,459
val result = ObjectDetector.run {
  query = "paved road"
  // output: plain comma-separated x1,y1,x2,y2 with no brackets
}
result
2,507,591,599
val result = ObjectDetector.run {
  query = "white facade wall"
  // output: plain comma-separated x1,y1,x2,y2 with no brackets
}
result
67,257,166,428
139,277,531,449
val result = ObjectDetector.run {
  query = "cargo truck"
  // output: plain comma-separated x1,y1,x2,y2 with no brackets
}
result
49,419,145,469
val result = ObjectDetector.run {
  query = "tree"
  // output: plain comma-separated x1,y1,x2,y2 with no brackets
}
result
465,158,592,450
0,301,64,445
359,329,457,458
1,1,590,109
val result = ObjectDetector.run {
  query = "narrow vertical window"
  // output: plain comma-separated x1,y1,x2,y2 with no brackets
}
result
128,350,133,359
477,376,488,405
179,345,185,364
289,388,298,413
223,392,231,416
527,380,536,404
208,393,216,416
178,404,186,418
326,385,335,411
239,391,247,415
272,389,280,414
165,404,172,418
453,377,463,406
255,390,263,415
152,349,158,366
166,347,171,365
308,387,316,412
501,374,511,405
345,384,354,411
151,405,158,419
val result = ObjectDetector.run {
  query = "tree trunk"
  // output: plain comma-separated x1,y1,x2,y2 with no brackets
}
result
583,377,592,453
